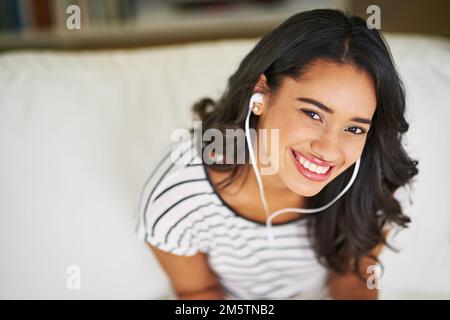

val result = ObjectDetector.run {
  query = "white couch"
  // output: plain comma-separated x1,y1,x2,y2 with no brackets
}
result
0,35,449,299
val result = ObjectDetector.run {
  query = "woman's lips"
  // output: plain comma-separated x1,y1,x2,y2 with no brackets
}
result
290,149,335,182
291,149,335,167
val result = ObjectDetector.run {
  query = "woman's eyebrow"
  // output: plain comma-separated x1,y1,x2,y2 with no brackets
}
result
296,97,372,125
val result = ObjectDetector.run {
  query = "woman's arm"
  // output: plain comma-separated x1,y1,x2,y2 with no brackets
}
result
148,244,225,300
177,285,225,299
327,255,380,300
328,231,388,300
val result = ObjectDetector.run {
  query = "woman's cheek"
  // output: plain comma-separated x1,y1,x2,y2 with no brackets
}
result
339,149,362,174
351,140,367,161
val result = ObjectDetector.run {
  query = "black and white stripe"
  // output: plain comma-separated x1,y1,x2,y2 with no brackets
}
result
135,134,329,299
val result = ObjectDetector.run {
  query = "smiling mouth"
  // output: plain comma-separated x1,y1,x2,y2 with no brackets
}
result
290,149,335,182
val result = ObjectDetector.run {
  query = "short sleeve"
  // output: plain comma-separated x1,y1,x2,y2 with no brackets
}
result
135,142,211,256
135,201,203,257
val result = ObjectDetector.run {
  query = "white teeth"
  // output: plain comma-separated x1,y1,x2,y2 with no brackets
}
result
295,153,330,175
303,161,311,169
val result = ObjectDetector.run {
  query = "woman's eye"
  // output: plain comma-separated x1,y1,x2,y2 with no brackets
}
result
300,109,366,135
346,127,366,135
301,110,321,121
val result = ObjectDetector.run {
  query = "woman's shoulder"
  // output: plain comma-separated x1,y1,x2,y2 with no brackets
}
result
140,135,214,212
135,135,220,255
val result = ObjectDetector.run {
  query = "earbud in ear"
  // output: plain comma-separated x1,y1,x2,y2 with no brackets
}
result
250,93,264,115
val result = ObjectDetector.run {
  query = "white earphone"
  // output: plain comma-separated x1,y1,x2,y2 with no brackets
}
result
245,93,361,247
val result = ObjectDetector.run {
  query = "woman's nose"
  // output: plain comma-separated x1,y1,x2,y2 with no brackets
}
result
310,131,342,163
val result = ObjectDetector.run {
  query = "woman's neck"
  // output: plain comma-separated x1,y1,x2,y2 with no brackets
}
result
244,162,307,215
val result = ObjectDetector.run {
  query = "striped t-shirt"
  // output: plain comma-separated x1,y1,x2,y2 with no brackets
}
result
135,135,330,299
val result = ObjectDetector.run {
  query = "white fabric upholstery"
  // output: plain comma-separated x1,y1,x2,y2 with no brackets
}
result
0,35,449,299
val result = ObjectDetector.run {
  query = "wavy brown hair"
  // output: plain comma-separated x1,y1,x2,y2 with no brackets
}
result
189,9,419,280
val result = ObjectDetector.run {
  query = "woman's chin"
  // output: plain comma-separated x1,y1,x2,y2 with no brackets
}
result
284,179,323,197
296,187,322,197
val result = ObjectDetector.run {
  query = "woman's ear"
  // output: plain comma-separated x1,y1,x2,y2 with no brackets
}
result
252,73,270,115
253,73,269,94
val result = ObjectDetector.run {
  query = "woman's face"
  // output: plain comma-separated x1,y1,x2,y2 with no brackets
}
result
256,61,377,197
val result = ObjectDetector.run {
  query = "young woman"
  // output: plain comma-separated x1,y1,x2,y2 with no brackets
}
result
136,9,419,300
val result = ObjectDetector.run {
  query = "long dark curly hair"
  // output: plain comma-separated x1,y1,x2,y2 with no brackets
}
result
189,9,419,280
